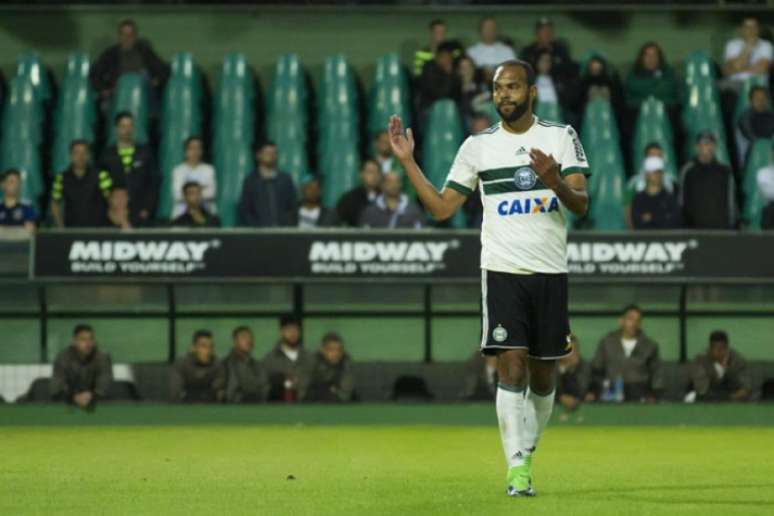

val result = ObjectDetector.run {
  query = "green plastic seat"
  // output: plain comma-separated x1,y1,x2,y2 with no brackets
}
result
320,141,360,209
632,96,677,176
319,54,359,124
587,141,626,230
581,99,620,149
535,101,564,124
742,138,774,229
216,142,253,227
2,76,44,144
683,50,716,88
368,53,411,137
52,77,97,174
1,137,43,202
15,52,51,103
65,52,91,81
108,73,150,144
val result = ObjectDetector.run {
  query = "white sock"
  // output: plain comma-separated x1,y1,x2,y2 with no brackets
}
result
523,387,556,454
496,383,527,468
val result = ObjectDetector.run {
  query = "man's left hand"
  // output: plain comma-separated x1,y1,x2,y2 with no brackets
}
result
529,149,562,190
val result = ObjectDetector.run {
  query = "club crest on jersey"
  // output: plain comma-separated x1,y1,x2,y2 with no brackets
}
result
515,146,528,156
513,167,537,190
497,196,560,216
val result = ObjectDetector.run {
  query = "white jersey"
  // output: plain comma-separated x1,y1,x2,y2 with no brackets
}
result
444,117,589,275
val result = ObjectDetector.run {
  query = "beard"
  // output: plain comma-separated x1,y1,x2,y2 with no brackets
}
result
496,99,530,123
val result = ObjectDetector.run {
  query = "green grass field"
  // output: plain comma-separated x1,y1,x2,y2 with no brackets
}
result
2,405,773,516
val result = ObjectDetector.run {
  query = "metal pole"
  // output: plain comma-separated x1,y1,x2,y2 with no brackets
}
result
38,285,48,363
167,284,176,363
424,284,432,363
679,284,688,363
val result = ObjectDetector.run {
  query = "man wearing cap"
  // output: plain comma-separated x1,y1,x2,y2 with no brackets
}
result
262,315,314,402
171,181,221,228
629,155,681,230
679,132,737,229
297,175,337,228
755,143,774,229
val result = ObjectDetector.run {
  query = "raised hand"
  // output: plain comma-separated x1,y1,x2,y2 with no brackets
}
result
388,115,415,162
529,148,561,190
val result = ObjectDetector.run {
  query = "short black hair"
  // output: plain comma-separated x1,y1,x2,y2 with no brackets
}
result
232,325,252,339
181,181,201,194
73,324,94,336
644,142,663,154
2,168,21,181
183,136,203,151
496,59,536,88
749,85,768,101
429,19,445,29
436,41,459,56
709,330,729,345
114,111,134,126
192,329,213,342
69,139,90,153
255,141,276,153
118,19,137,31
279,314,301,328
322,332,343,345
621,304,641,316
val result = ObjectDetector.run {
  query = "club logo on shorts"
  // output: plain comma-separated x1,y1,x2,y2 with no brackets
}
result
514,167,537,190
493,324,508,343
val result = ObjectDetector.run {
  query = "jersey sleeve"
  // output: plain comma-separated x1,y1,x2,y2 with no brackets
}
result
558,126,590,178
443,136,478,196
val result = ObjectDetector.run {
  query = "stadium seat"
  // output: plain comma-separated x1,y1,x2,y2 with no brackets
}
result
368,53,411,138
632,96,677,176
581,99,620,149
681,57,729,164
1,76,44,201
319,54,359,125
683,50,716,88
15,52,51,104
64,52,91,81
107,73,150,144
215,141,253,227
422,100,466,228
587,142,627,230
51,76,97,175
535,101,564,124
742,138,773,229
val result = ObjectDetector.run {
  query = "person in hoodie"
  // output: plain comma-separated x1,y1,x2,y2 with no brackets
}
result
169,330,225,403
306,332,356,403
359,172,425,229
262,315,314,402
221,326,269,403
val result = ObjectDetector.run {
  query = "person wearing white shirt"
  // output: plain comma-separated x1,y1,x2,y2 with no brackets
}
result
723,17,773,84
466,17,516,73
171,136,216,217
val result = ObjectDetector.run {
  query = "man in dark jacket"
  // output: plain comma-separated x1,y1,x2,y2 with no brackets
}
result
100,112,159,226
169,330,225,403
51,324,113,409
238,142,298,227
307,332,356,402
171,181,220,228
418,42,461,115
51,140,112,227
336,159,382,227
359,172,425,228
630,156,681,229
589,304,664,402
262,315,314,402
689,330,751,402
89,19,169,100
221,326,269,403
680,132,737,229
297,176,337,228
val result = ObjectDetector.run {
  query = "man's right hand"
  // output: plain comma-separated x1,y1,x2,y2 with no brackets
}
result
73,391,93,408
388,115,415,163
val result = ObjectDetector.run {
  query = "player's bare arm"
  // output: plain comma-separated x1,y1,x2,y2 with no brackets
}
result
529,148,589,217
388,115,466,221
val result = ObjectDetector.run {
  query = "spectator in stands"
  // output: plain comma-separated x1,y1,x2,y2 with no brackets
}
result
100,112,158,227
262,315,313,402
412,19,464,77
359,172,425,229
51,324,113,409
171,181,220,228
579,53,624,120
723,17,772,86
0,169,36,232
469,114,494,134
556,334,591,413
336,159,382,227
221,326,269,403
297,176,337,228
103,185,132,229
90,19,169,100
629,156,682,230
756,144,774,229
589,304,664,402
459,348,498,400
688,330,751,402
373,131,403,175
738,86,774,164
51,140,112,228
680,132,737,229
171,136,216,217
466,17,516,76
521,18,581,123
457,56,490,130
418,41,462,116
624,42,679,111
307,332,355,402
169,329,225,403
238,142,297,227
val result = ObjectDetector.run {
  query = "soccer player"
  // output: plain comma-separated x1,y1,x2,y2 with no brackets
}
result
388,60,589,497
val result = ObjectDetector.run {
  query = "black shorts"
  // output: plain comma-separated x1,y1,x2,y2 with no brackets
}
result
480,269,572,360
